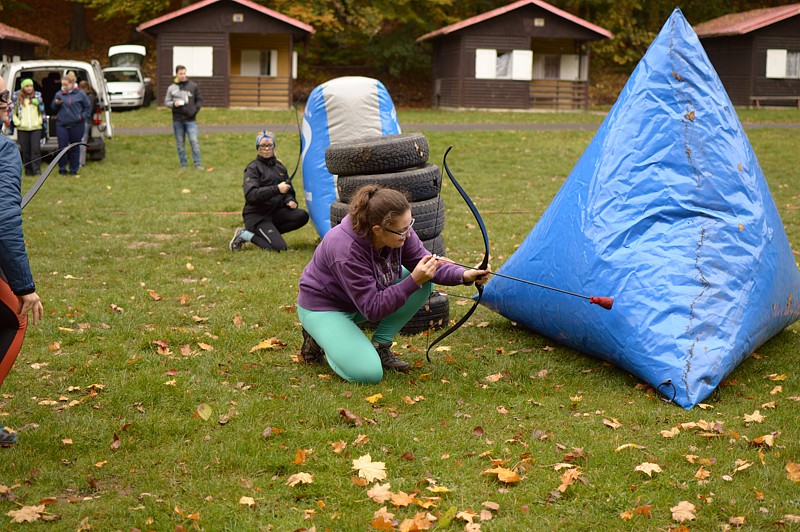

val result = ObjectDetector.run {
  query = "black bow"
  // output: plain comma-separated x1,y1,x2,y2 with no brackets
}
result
426,146,490,361
22,142,88,209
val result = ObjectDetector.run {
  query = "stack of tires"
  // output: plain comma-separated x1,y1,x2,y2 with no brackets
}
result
325,133,449,333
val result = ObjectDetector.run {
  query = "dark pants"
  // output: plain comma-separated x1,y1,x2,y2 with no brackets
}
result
0,277,27,388
246,207,309,251
17,129,42,175
56,122,86,174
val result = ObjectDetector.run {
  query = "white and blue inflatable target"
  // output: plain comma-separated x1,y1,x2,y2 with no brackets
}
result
300,77,401,236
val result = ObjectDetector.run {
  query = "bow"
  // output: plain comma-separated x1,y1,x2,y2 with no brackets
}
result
426,145,490,361
22,142,88,209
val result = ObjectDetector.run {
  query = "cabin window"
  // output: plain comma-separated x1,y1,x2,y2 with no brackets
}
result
532,54,586,81
241,50,279,77
766,49,800,79
173,46,213,77
475,49,532,80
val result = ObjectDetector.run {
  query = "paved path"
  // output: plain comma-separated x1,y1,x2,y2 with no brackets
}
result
114,122,800,136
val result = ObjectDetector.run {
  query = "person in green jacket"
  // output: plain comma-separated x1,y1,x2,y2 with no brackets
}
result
12,79,44,176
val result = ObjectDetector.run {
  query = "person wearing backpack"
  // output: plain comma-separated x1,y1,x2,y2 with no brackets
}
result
11,78,44,176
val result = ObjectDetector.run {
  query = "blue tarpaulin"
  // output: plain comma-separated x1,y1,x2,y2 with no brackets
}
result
300,77,400,237
480,8,800,409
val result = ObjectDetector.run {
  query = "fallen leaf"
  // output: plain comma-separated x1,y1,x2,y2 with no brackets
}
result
239,496,256,507
390,490,415,507
249,337,286,352
148,289,162,301
729,516,745,526
367,482,393,503
557,467,581,492
196,403,212,421
787,461,800,482
197,342,213,351
292,448,309,465
352,454,387,482
770,386,783,395
765,373,787,381
365,393,383,404
635,462,662,477
7,505,48,523
330,440,346,453
694,466,710,480
615,443,646,452
603,418,622,430
661,427,680,438
743,410,764,424
671,501,696,522
286,472,314,486
483,466,522,483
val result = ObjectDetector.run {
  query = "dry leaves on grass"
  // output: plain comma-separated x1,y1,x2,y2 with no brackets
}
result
671,501,696,522
787,461,800,482
249,337,287,353
352,454,387,482
635,462,662,477
286,472,314,487
6,505,59,523
482,466,522,483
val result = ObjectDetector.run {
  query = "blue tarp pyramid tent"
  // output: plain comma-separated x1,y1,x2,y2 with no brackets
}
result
480,8,800,409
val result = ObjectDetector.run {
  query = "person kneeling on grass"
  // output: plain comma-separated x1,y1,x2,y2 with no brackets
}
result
296,184,490,383
229,131,308,252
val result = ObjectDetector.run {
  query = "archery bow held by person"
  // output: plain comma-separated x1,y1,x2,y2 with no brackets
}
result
296,184,490,383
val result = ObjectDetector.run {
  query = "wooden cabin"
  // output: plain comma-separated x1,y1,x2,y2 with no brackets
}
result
0,22,49,63
417,0,612,110
137,0,313,108
694,4,800,108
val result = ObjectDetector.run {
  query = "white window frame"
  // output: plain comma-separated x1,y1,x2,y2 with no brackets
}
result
476,48,533,80
475,49,497,79
173,46,213,77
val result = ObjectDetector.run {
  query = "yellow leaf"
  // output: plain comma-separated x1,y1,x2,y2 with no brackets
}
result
365,393,383,404
426,485,451,493
390,490,415,507
330,440,347,453
635,462,662,477
286,472,314,487
620,510,634,520
197,342,213,351
164,379,177,386
743,410,765,424
603,418,622,430
729,516,745,526
352,454,387,483
694,466,710,480
558,467,581,492
661,427,680,438
239,496,256,507
671,501,696,522
367,482,393,503
482,466,522,483
770,386,783,395
570,395,583,402
249,337,286,352
615,443,645,452
484,372,504,382
765,373,787,381
787,461,800,482
196,403,212,421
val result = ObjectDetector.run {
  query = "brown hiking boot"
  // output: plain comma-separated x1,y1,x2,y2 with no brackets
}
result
300,328,325,364
372,341,411,372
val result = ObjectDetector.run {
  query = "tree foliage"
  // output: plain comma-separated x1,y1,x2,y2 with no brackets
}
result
72,0,799,77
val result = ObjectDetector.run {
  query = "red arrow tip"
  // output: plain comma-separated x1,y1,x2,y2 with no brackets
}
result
590,296,614,310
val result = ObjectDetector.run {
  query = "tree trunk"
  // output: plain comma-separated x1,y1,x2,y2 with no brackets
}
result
68,2,91,51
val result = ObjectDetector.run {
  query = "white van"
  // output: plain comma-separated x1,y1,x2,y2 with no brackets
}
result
0,59,113,160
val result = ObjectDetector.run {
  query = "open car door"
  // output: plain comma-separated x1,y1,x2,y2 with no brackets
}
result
91,59,113,138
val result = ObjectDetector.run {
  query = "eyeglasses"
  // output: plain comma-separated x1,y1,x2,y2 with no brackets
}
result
258,143,275,149
384,218,415,238
0,90,9,106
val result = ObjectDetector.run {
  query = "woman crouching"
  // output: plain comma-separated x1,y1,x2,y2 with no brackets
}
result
297,184,489,383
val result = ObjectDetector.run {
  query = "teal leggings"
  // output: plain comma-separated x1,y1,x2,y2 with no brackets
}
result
297,269,432,383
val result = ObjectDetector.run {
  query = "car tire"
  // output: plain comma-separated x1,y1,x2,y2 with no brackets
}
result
358,291,450,335
89,146,106,161
421,234,445,256
330,196,444,240
337,164,441,203
325,133,429,177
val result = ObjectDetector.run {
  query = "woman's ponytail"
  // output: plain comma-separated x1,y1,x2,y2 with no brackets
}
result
349,185,409,237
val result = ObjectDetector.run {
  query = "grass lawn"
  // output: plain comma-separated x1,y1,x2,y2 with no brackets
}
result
1,114,799,530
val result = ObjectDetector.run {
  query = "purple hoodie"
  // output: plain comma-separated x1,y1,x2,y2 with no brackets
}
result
298,214,466,322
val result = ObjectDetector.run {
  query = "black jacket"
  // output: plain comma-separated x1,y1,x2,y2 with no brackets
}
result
242,156,297,219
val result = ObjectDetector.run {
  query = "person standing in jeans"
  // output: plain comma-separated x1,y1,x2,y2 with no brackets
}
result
51,72,90,176
164,65,203,171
